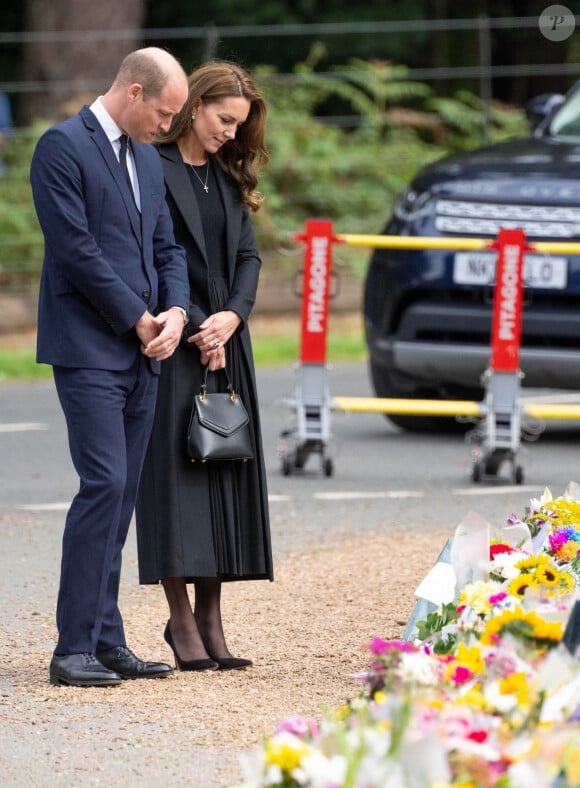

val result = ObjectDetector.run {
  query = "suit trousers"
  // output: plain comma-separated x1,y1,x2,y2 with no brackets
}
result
52,352,157,655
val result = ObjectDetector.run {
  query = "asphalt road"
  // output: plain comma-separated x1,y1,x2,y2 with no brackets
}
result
3,362,580,575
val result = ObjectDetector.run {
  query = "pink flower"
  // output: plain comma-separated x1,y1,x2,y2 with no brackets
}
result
275,714,317,739
549,532,567,552
369,636,415,656
489,592,508,605
468,729,489,743
450,665,473,685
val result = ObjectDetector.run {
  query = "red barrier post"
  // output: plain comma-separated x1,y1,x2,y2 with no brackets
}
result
295,219,339,364
489,227,527,373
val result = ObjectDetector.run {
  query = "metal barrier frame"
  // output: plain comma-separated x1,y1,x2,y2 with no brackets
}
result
278,220,580,481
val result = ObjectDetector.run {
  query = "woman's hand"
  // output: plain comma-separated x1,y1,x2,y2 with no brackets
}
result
187,310,242,356
200,345,226,371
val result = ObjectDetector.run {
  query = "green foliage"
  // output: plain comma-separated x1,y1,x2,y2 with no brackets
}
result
0,124,45,292
249,331,366,367
426,89,528,151
254,55,524,256
0,58,528,293
0,350,52,381
0,331,365,381
414,601,459,654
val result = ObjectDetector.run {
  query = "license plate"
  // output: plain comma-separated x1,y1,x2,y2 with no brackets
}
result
453,252,567,289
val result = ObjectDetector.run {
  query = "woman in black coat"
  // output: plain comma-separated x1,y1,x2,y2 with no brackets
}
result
136,61,273,670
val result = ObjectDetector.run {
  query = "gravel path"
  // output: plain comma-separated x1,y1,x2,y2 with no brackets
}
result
0,504,447,787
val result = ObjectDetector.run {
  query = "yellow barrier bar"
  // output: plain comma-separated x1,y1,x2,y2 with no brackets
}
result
332,396,483,416
523,403,580,420
336,234,580,255
528,242,580,255
337,234,490,251
332,396,580,421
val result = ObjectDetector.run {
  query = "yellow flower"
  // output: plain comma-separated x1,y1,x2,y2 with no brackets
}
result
535,565,561,587
508,573,538,599
265,739,310,771
455,687,488,711
480,607,564,645
544,497,580,525
530,614,564,641
560,571,575,591
515,554,549,571
458,581,498,615
332,704,350,721
456,642,486,675
498,671,530,704
565,743,580,783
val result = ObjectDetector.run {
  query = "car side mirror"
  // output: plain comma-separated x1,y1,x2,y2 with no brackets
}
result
525,93,565,130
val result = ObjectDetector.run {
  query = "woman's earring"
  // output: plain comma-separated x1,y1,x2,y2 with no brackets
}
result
191,113,196,120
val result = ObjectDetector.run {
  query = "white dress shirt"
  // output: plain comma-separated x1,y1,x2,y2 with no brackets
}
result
90,96,141,211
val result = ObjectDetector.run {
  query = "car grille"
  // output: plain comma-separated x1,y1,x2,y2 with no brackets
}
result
435,199,580,239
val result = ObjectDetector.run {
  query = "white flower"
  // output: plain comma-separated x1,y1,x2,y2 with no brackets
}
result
299,752,347,787
398,652,439,687
484,679,517,713
490,551,526,580
507,760,552,788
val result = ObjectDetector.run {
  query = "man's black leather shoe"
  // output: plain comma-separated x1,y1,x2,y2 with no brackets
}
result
49,653,123,687
96,645,174,679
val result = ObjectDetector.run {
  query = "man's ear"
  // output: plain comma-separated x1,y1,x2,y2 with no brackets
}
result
128,84,143,103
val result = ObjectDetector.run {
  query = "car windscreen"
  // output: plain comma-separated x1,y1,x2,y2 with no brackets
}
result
547,88,580,140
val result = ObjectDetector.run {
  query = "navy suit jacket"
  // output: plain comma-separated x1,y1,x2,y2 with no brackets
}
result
31,106,189,373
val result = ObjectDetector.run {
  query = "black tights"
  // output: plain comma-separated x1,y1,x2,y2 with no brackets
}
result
162,576,233,661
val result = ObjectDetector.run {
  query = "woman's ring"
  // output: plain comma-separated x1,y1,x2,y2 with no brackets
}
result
213,340,220,348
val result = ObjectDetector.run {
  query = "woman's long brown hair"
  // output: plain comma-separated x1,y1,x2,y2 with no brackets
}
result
159,61,269,212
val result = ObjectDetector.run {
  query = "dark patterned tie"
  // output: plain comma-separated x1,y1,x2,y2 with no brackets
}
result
119,134,137,208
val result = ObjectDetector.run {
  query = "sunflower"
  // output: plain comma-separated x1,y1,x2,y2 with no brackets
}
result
534,564,561,587
515,554,549,571
508,573,538,599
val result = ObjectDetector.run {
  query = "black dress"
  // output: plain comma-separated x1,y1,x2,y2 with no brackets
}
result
135,155,273,584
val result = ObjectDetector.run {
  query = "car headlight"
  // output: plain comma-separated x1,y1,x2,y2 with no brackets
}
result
392,187,433,222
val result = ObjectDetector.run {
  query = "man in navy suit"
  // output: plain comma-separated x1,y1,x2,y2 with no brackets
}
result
30,48,190,687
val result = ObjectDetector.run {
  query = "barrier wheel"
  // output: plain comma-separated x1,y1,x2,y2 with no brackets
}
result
471,461,481,483
282,457,292,476
484,456,501,476
323,458,334,477
294,448,307,469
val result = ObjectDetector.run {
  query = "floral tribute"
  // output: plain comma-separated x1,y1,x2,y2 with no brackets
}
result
239,486,580,787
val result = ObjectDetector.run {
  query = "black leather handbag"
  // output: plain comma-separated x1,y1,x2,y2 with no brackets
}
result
186,367,254,462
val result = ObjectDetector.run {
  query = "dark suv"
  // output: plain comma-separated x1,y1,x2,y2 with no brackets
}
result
363,82,580,430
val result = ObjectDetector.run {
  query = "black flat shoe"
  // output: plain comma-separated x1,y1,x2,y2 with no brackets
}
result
96,645,173,680
163,622,219,672
49,652,123,687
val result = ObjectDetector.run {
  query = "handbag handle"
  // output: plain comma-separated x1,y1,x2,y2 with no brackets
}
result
199,366,238,404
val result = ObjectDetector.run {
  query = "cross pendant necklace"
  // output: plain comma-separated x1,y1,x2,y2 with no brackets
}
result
190,160,209,193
